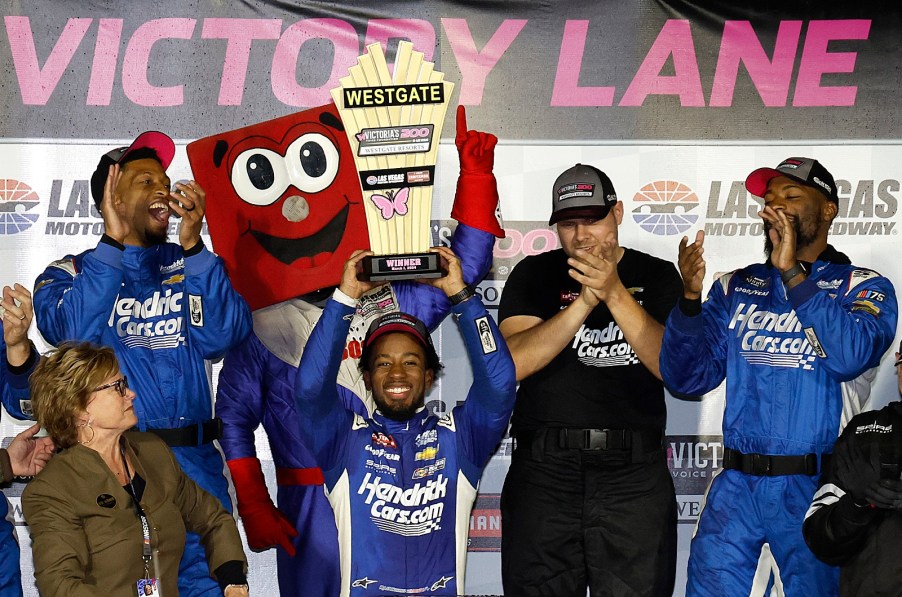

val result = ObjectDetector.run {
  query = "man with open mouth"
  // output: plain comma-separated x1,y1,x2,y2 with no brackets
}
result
33,131,252,597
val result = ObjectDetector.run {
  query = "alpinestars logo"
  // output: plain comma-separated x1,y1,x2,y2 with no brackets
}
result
728,303,818,369
110,289,185,350
632,180,699,235
571,322,639,367
0,179,40,234
358,472,446,536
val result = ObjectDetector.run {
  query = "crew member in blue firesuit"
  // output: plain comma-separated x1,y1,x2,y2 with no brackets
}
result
661,157,897,596
33,132,252,596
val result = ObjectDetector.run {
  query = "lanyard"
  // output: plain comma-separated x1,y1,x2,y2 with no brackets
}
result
120,441,153,577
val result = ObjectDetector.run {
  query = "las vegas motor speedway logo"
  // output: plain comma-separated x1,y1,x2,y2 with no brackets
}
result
631,180,700,235
0,179,40,234
634,178,899,237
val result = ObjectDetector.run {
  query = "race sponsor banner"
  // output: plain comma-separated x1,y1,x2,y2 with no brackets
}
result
0,2,899,141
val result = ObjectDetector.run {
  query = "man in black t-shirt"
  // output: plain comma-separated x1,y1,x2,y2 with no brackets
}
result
498,163,680,596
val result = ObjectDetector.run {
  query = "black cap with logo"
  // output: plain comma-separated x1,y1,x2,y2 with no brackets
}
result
745,157,838,204
89,131,176,207
549,163,618,225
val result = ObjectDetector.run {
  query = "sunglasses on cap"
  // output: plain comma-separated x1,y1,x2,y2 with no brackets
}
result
93,376,129,397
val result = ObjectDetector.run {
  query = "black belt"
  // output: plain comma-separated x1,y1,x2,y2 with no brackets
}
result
147,418,222,447
515,427,663,453
722,447,820,476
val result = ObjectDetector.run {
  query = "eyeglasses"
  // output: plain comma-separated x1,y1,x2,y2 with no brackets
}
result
93,376,129,397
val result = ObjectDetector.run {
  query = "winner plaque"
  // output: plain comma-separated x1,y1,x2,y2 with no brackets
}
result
331,41,454,281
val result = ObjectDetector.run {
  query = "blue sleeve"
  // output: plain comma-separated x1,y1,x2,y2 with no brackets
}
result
452,297,517,470
216,333,267,461
184,246,252,359
660,276,730,396
790,273,897,380
394,222,495,330
33,242,124,345
295,298,355,475
0,340,36,420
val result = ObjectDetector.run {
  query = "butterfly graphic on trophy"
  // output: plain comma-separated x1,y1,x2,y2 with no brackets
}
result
369,187,410,220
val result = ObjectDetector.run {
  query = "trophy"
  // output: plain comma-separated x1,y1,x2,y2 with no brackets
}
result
331,41,454,281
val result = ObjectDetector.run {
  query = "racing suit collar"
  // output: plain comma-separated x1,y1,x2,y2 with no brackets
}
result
122,243,163,269
372,406,430,433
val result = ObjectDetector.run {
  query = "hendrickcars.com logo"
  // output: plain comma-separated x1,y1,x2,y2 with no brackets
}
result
631,180,700,235
0,179,40,234
704,178,898,237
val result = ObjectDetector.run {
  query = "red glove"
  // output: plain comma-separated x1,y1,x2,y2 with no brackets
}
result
451,105,505,238
228,457,298,556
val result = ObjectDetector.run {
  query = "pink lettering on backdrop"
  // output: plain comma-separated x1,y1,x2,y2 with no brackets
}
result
793,20,870,107
442,18,526,105
271,18,358,107
87,19,123,106
5,16,91,105
710,21,801,107
550,20,614,106
619,20,704,107
122,18,196,107
364,19,436,66
202,19,282,106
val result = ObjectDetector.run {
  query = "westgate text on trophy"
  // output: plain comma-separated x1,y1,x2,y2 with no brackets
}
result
331,41,454,281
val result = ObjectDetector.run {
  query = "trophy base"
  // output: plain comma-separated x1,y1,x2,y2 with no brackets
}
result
358,252,445,281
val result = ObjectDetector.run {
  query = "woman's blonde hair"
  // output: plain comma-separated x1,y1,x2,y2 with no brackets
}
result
30,341,120,448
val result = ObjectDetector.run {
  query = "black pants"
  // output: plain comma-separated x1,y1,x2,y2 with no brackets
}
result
501,440,677,597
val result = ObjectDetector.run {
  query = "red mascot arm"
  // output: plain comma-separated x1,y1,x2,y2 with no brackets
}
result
227,457,298,556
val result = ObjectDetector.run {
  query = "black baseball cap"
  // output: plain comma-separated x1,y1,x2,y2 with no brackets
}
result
549,164,618,225
745,157,838,204
90,131,176,206
361,311,438,367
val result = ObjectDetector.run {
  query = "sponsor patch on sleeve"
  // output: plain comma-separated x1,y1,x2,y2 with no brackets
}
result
475,316,497,354
847,269,880,293
803,327,827,358
851,300,882,317
188,295,204,327
855,289,885,302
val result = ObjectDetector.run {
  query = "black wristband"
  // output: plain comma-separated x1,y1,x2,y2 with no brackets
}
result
448,284,475,305
780,262,806,283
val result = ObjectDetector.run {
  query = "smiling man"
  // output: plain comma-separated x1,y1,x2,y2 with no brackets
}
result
33,131,252,597
498,163,682,597
295,247,516,597
661,157,898,596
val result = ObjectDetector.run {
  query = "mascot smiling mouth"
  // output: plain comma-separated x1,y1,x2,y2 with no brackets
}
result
248,203,350,266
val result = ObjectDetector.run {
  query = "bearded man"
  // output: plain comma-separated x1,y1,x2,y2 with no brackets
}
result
660,157,898,596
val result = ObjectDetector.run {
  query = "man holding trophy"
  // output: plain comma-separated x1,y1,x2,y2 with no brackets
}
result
208,41,506,595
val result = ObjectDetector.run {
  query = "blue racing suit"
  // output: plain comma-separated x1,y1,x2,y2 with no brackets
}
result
216,224,494,596
0,341,36,597
661,246,897,597
33,237,252,597
296,292,516,596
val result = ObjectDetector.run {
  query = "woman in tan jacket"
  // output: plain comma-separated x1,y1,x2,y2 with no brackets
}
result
23,342,249,596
